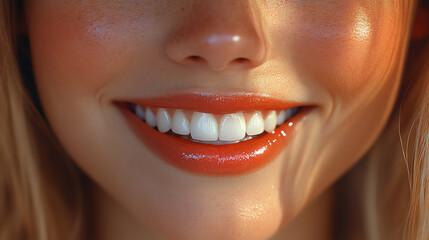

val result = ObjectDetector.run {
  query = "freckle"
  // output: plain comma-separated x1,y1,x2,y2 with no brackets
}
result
181,7,184,12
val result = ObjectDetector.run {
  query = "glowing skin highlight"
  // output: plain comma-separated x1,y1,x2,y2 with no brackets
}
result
24,0,413,239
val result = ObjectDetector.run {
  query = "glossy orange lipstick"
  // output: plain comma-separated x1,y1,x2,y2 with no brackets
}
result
118,93,308,175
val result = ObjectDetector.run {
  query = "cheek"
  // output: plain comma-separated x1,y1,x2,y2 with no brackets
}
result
268,2,402,97
25,1,154,93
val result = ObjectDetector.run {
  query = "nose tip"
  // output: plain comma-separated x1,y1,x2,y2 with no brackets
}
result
165,3,267,72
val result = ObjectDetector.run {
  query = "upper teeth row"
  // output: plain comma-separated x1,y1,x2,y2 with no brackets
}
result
132,105,299,142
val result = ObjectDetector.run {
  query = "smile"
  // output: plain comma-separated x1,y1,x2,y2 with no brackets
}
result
117,93,312,176
128,104,301,145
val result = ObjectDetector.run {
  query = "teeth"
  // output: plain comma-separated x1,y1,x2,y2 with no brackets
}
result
264,110,277,133
246,111,264,136
157,108,171,133
145,108,157,127
219,112,246,141
132,105,301,144
135,105,145,120
172,110,190,135
190,112,219,141
276,110,286,126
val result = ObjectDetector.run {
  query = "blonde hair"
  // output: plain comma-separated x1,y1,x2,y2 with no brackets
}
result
0,0,428,240
0,1,87,239
401,47,429,240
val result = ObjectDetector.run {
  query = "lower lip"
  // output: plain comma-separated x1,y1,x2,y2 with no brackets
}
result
119,105,308,176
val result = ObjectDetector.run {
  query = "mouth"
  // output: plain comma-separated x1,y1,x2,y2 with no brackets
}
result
128,104,300,145
117,93,312,176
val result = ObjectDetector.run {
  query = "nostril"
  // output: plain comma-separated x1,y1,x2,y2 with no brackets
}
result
231,57,252,68
234,57,250,64
182,55,208,67
189,55,204,62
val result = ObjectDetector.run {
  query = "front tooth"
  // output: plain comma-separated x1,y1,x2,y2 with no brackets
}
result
190,112,218,141
135,105,145,120
264,110,277,132
219,112,246,141
172,110,190,135
145,108,157,127
276,110,286,126
246,111,264,136
157,108,171,133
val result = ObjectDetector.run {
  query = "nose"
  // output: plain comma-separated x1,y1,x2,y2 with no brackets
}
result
165,1,268,72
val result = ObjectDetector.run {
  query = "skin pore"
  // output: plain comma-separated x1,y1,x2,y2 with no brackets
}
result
22,0,412,239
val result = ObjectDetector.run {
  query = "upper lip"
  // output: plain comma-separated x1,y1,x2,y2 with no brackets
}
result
119,92,304,113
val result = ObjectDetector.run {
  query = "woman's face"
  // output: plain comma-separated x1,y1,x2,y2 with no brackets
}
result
24,0,412,238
